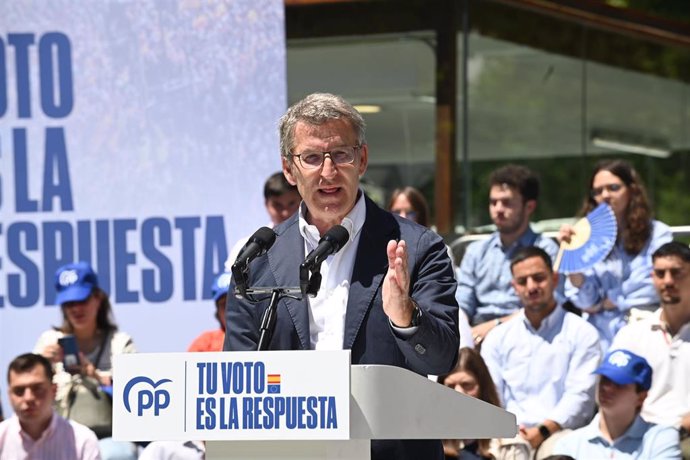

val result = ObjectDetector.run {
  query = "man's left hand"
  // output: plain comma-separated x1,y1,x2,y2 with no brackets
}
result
383,239,415,327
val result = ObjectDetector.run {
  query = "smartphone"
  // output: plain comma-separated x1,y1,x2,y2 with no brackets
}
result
58,335,81,373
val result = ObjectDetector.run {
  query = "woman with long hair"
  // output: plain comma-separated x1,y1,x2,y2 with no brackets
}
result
34,261,138,459
559,159,672,349
438,348,528,460
388,186,430,227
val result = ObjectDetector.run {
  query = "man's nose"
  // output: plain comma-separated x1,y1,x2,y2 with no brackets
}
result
663,271,675,284
321,156,337,178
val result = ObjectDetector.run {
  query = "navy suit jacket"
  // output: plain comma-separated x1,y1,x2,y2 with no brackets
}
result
224,196,460,459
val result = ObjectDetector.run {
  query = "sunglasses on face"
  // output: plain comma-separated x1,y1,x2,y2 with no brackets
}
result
590,183,623,198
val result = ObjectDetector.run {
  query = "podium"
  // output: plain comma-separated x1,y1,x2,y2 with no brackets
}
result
113,351,516,459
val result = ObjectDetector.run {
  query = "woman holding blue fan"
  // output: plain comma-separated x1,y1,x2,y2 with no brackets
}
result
558,159,672,350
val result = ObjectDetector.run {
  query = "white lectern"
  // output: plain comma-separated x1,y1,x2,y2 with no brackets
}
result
113,351,516,460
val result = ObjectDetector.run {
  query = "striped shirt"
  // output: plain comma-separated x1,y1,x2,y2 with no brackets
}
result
0,411,101,460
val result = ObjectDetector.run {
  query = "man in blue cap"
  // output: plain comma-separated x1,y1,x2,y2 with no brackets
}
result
187,272,232,352
554,349,681,459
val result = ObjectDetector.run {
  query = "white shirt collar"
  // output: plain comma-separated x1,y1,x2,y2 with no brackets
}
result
297,189,366,249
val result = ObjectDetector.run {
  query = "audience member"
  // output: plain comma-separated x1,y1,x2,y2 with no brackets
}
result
438,347,529,460
555,349,681,459
610,241,690,458
224,92,459,460
33,261,137,459
456,164,559,345
187,272,232,352
481,246,601,457
559,159,672,349
225,171,301,269
388,186,430,227
0,353,101,459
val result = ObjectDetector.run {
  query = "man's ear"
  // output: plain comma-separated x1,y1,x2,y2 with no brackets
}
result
524,199,537,216
282,157,297,186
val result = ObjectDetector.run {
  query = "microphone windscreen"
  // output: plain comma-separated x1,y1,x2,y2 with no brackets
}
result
249,226,277,250
323,225,350,253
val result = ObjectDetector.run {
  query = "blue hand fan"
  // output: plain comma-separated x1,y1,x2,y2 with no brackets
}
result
555,203,617,274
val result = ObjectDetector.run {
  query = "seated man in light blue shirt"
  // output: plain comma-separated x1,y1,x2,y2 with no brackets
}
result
555,349,682,459
481,246,601,454
455,164,559,345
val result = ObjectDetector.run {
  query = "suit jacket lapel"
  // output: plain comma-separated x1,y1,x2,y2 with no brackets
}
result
343,197,398,350
268,216,311,350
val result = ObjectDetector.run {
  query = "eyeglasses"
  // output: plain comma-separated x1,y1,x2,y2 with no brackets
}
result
591,183,624,198
291,145,361,169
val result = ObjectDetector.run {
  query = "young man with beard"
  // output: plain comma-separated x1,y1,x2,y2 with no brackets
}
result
481,246,601,456
611,241,690,457
455,165,559,345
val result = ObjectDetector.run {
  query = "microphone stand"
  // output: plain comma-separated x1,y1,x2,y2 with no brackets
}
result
237,256,327,351
235,286,303,351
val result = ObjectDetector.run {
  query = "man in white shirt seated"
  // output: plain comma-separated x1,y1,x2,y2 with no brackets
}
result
610,241,690,458
481,246,602,457
555,348,681,459
0,353,101,459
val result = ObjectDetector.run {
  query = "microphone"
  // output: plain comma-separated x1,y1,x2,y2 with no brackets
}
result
300,225,350,296
232,227,277,298
302,225,350,269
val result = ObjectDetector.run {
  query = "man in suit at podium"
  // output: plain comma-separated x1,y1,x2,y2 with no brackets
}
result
224,92,460,460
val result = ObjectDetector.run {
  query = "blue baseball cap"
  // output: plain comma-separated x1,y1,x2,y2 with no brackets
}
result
55,262,99,305
594,349,652,391
211,272,232,302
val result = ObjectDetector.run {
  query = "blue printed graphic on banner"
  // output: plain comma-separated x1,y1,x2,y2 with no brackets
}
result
123,376,172,416
267,373,281,394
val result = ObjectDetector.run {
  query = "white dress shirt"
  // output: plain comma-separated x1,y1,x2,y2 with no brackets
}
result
298,192,366,350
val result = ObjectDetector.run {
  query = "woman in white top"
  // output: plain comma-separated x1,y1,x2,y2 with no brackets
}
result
34,261,137,459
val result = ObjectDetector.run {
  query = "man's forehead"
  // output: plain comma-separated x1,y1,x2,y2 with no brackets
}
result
489,184,519,198
512,257,549,275
294,119,354,138
9,367,49,386
653,255,687,269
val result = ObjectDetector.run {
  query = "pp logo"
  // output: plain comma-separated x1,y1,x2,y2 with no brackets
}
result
59,270,79,286
608,351,631,367
123,376,172,416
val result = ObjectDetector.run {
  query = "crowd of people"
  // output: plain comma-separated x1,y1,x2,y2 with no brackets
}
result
1,92,688,460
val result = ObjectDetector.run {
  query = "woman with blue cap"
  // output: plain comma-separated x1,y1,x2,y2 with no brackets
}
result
33,261,138,459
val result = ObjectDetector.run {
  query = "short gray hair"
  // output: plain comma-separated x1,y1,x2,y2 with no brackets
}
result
279,93,366,159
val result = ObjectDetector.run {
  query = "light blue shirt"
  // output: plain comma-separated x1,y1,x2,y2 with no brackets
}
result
555,414,682,459
481,304,601,429
565,220,672,348
455,227,559,323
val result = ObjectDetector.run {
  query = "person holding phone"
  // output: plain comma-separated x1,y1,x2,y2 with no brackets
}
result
33,261,138,459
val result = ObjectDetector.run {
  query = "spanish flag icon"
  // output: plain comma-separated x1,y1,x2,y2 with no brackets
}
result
267,374,281,394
